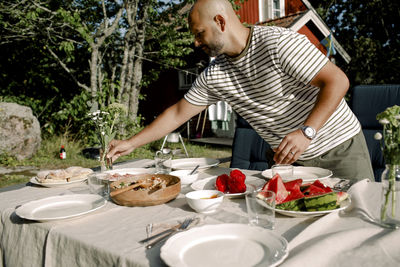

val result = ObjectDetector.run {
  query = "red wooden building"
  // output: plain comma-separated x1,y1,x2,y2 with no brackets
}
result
236,0,350,63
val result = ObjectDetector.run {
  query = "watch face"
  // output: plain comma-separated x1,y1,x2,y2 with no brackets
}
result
305,127,313,137
301,126,315,139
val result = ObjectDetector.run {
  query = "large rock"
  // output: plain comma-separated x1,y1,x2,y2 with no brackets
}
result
0,102,41,160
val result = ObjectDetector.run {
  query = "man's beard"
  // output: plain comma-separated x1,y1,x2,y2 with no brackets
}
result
203,31,224,57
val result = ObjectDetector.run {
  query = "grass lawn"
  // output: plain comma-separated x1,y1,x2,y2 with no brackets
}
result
0,136,232,189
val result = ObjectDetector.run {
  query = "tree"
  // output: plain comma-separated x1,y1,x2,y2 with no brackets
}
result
0,0,194,137
309,0,400,85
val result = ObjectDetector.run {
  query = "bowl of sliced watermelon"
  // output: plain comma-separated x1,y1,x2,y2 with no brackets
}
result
256,174,351,217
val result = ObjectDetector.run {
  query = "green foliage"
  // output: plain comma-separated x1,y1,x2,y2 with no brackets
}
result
47,91,93,140
0,153,19,166
141,1,195,87
376,105,400,165
0,175,31,189
309,0,400,85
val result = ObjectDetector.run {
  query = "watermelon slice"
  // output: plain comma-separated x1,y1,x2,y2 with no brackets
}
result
283,179,303,191
336,191,349,203
302,184,326,196
263,174,288,204
284,187,304,201
312,180,333,193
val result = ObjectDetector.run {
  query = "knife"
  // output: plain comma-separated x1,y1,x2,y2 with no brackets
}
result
138,222,181,244
145,218,194,249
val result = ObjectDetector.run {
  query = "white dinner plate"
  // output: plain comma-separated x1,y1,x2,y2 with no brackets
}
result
96,168,151,181
191,175,266,198
261,166,333,182
15,194,106,222
272,197,351,218
165,158,220,170
160,223,288,267
30,176,88,188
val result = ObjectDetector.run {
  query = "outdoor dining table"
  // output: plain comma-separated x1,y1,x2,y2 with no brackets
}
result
0,159,399,267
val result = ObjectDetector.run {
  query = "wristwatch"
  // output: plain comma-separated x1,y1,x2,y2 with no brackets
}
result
300,125,316,140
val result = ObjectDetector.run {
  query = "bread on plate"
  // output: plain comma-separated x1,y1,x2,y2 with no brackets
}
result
36,166,93,183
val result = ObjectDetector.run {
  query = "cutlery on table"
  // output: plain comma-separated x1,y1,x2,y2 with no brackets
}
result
355,208,399,230
144,217,194,249
189,165,200,175
333,179,351,191
139,222,182,244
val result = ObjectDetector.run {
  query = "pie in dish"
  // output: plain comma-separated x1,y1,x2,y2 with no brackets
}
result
36,166,93,183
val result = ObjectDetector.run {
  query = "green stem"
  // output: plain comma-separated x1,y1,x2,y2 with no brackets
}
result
393,180,396,217
99,115,118,170
381,165,397,220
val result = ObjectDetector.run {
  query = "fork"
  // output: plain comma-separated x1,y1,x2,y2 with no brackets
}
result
333,179,351,191
355,208,399,230
145,217,194,249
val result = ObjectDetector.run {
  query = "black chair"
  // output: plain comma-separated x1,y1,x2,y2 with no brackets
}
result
350,84,400,181
230,113,270,171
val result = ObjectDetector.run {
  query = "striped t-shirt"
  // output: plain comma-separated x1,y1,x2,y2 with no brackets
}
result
184,26,360,160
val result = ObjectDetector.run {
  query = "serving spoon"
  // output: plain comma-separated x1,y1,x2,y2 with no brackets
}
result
109,181,152,197
189,165,200,175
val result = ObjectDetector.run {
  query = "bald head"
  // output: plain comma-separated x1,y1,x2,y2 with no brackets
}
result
188,0,249,57
189,0,238,27
189,0,237,27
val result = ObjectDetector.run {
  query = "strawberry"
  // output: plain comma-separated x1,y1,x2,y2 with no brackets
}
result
227,170,246,193
230,169,246,183
215,174,229,193
215,170,247,193
227,177,246,193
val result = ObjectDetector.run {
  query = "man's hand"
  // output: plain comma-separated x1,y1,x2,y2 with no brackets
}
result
105,99,206,164
107,139,135,163
273,129,311,164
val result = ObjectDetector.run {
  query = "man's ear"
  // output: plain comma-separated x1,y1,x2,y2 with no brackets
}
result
214,14,226,31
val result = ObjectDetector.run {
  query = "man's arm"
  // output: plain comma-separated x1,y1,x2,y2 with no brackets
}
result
273,60,350,164
107,98,207,162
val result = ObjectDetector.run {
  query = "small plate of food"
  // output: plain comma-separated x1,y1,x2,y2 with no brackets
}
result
30,166,93,187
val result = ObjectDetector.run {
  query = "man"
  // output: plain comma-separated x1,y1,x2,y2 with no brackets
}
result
107,0,374,180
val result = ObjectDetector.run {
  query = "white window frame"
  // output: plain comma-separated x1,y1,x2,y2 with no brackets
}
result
178,68,197,90
259,0,285,21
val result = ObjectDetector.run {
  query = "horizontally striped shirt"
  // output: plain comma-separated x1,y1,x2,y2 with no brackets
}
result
185,26,361,160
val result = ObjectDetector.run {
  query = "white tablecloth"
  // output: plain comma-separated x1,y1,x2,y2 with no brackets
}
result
1,160,399,267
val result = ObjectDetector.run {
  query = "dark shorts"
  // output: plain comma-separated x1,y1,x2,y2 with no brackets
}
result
266,131,374,181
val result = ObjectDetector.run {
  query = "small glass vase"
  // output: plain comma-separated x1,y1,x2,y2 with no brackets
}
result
99,148,111,172
380,164,400,223
100,159,108,172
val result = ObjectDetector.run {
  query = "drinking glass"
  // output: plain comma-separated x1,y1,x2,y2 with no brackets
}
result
87,173,110,199
155,150,172,174
271,164,294,179
245,190,275,229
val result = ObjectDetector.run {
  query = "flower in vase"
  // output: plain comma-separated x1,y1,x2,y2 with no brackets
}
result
88,103,127,170
376,105,400,220
376,105,400,165
374,132,383,140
